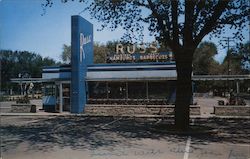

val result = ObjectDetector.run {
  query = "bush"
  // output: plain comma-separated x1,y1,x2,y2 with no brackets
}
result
0,96,7,102
16,96,30,104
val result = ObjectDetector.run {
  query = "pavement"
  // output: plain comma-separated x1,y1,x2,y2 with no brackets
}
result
1,116,250,159
0,98,250,159
194,96,223,116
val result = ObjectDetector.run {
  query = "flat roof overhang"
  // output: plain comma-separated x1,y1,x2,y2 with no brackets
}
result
86,77,177,82
192,75,250,81
10,78,71,83
10,78,43,83
12,74,250,83
41,78,71,83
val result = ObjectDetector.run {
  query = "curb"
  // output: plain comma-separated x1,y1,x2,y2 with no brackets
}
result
0,113,249,119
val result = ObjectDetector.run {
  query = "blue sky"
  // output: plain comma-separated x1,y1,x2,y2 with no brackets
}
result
1,0,249,62
0,0,139,61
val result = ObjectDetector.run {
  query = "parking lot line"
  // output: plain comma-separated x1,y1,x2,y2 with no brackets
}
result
183,119,195,159
100,117,123,129
184,136,191,159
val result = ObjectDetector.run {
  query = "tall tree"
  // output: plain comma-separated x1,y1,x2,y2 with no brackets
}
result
221,46,249,75
94,42,108,63
0,50,57,92
193,42,221,75
61,44,71,64
60,42,109,64
44,0,249,130
238,42,250,73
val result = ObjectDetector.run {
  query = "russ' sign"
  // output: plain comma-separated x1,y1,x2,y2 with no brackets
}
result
79,33,92,61
71,15,93,113
116,43,158,54
108,43,174,62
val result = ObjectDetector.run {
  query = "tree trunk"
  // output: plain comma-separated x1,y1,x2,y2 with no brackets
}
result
174,50,194,131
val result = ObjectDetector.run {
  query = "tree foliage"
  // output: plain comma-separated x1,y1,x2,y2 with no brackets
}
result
221,42,250,75
61,41,124,64
238,42,250,72
61,44,71,64
93,42,109,63
44,0,249,46
193,42,221,75
193,41,250,75
0,50,58,91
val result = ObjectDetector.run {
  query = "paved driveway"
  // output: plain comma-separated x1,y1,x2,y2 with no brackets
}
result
1,116,250,159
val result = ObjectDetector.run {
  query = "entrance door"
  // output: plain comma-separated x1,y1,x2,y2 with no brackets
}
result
55,82,70,112
62,83,70,111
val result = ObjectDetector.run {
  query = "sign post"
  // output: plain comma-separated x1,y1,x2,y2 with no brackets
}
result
71,15,93,113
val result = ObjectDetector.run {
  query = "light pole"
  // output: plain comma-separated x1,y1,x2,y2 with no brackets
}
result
220,37,235,94
18,73,23,96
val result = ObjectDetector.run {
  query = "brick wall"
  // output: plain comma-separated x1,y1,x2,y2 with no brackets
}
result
84,105,200,116
214,106,250,116
11,104,36,113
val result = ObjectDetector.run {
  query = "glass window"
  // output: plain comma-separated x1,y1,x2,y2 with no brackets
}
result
148,81,176,99
128,82,147,99
88,82,107,99
108,82,126,99
44,83,56,96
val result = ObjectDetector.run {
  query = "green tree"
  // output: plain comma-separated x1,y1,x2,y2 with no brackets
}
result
0,50,57,92
61,44,71,63
60,42,120,64
221,48,246,75
44,0,249,130
94,42,108,63
193,42,221,75
106,40,120,53
238,42,250,73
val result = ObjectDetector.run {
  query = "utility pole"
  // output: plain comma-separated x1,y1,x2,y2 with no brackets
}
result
221,37,235,75
220,37,235,95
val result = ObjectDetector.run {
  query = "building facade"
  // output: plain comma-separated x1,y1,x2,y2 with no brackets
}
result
42,15,178,113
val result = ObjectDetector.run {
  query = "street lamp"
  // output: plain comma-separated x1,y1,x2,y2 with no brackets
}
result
18,73,23,96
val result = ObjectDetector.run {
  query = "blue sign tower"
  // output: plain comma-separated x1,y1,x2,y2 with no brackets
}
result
71,15,93,113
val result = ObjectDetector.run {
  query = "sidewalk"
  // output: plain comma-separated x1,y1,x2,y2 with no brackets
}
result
1,113,250,159
1,112,249,119
0,111,72,116
1,98,249,118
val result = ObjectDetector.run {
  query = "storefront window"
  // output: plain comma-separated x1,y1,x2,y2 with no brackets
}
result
87,81,176,103
128,82,147,99
108,82,126,99
44,84,56,96
148,81,176,100
88,82,107,99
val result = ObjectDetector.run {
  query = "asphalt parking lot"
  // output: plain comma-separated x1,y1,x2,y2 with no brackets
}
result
1,116,249,159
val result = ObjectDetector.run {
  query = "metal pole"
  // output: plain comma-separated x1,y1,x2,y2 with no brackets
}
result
20,82,22,95
220,37,234,94
227,37,230,94
106,82,109,99
59,82,63,113
227,37,230,76
126,82,128,99
146,81,149,99
236,81,240,94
